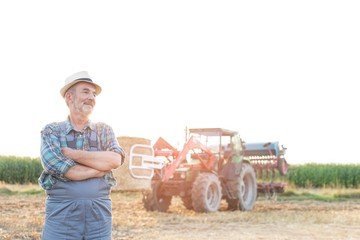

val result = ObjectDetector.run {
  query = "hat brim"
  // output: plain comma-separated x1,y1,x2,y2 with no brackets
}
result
60,80,102,98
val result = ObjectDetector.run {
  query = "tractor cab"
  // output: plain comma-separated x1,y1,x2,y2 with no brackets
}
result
186,128,244,170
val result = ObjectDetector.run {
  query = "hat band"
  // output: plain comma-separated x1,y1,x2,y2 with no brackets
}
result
75,78,93,82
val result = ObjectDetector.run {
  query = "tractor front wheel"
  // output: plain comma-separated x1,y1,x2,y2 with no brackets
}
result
191,173,222,213
143,182,172,212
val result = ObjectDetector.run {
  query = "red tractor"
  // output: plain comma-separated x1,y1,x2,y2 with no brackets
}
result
129,128,288,212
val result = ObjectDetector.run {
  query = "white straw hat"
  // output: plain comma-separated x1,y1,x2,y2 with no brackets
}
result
60,71,102,98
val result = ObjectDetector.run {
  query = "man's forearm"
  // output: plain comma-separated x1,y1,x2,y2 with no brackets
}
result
62,148,122,171
65,164,107,181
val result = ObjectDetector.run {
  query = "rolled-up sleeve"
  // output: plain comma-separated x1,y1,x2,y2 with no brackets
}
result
40,125,76,180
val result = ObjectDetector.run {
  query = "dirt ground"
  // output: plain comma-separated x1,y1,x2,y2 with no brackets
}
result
1,191,360,240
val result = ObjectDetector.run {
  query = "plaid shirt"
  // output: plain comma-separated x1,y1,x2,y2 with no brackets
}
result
38,118,125,190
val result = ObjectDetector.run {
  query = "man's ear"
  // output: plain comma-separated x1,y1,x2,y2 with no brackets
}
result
65,91,73,105
65,91,71,99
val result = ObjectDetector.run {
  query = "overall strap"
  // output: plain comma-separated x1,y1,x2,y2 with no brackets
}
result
66,131,77,149
89,128,99,151
58,121,77,149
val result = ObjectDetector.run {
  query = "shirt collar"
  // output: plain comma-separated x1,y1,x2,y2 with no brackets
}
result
64,117,96,134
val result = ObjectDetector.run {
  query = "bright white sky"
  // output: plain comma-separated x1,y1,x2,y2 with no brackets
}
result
0,1,359,165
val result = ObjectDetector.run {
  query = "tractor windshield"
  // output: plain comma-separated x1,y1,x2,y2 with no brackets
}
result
188,128,240,157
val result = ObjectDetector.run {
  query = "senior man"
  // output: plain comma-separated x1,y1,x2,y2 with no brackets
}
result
39,71,125,240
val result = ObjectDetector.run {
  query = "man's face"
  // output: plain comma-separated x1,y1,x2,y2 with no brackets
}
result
71,82,97,116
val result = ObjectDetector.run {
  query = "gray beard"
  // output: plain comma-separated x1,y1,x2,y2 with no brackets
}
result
73,102,93,115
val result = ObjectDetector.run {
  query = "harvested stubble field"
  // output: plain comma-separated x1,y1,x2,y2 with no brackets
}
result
1,185,360,240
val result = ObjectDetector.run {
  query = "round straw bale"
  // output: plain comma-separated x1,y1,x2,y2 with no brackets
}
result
112,136,152,191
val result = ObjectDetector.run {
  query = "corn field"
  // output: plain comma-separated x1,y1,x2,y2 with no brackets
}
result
287,163,360,188
0,156,42,184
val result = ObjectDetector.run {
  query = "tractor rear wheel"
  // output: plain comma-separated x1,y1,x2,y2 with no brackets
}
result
143,182,172,212
191,173,222,213
227,162,257,211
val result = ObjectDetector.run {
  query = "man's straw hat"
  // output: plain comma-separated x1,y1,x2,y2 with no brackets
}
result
60,71,102,98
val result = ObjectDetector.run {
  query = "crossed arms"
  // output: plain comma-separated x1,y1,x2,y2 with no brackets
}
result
62,148,122,181
40,124,124,182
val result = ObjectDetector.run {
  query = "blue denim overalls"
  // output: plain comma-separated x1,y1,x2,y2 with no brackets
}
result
42,128,112,240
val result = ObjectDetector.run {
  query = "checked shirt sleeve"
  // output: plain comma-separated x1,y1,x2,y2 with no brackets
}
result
99,123,125,165
40,124,76,181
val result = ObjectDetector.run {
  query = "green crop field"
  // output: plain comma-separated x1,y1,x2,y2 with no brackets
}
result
287,163,360,188
0,156,42,184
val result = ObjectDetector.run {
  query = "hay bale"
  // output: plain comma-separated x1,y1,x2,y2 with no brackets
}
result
113,136,152,191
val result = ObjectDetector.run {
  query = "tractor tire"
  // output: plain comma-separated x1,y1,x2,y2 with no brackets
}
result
277,158,288,176
227,162,257,211
142,182,172,212
191,173,222,213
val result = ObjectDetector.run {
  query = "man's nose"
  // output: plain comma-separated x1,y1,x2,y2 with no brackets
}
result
88,93,96,100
